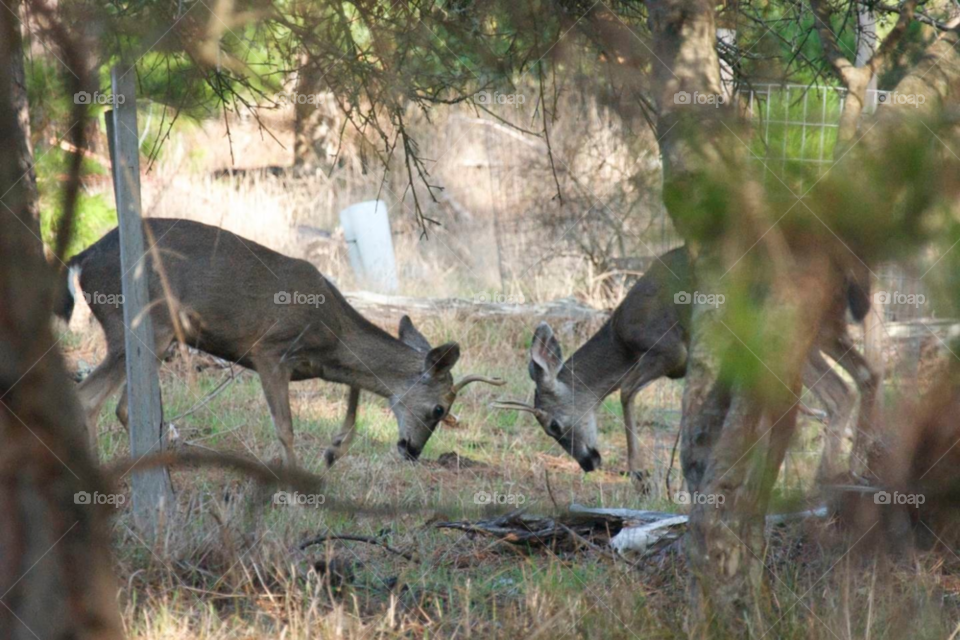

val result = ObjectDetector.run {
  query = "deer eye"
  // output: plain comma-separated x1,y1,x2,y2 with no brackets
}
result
432,405,445,420
549,419,562,436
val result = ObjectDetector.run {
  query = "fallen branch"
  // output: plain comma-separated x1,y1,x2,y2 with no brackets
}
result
437,504,831,559
299,534,416,561
435,508,627,550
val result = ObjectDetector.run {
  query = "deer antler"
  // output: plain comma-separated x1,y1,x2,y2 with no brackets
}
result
491,399,544,418
453,375,506,394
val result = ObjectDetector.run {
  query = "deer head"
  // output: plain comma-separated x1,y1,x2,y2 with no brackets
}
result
495,322,602,471
394,316,504,460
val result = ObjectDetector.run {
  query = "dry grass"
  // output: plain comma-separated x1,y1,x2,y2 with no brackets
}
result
63,306,960,639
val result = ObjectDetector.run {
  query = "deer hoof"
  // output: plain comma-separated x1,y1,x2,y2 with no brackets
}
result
324,448,338,467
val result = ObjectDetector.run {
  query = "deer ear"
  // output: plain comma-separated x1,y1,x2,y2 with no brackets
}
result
399,315,432,353
529,322,562,382
424,342,460,377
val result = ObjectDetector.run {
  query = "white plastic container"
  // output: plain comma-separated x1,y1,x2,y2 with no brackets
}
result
339,200,399,293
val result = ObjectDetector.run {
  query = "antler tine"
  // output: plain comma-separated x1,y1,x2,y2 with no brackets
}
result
491,399,543,418
452,374,506,394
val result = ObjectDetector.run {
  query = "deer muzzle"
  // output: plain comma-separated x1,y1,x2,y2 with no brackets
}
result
577,447,603,473
397,439,421,461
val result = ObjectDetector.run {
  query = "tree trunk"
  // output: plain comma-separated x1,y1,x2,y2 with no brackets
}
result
293,54,343,175
0,10,124,640
4,0,40,247
647,1,757,633
647,1,844,633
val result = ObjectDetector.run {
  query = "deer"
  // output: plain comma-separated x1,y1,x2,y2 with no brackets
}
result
495,246,878,484
56,218,503,467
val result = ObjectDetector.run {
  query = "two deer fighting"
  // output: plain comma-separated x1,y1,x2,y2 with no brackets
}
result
59,222,877,486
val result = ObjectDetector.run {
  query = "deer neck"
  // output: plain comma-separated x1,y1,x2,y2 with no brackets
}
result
557,322,635,402
316,316,423,400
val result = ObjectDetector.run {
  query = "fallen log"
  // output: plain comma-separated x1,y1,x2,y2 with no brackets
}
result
436,504,829,559
344,292,607,323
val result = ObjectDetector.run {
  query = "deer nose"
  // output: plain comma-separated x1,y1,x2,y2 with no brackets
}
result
397,439,421,461
578,448,602,472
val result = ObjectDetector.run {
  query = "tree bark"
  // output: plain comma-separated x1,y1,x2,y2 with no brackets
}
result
647,1,850,633
0,10,124,639
646,1,766,633
3,0,40,247
293,54,343,174
810,0,918,149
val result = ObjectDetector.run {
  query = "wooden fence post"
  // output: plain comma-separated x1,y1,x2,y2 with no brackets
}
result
105,65,173,537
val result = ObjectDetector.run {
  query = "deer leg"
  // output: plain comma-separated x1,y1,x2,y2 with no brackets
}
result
620,363,671,490
76,350,127,456
621,390,644,483
116,384,129,429
324,387,361,467
256,361,297,467
802,351,854,483
823,333,881,478
115,332,174,431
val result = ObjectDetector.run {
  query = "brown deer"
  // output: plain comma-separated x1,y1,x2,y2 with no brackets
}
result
56,218,503,466
496,246,877,482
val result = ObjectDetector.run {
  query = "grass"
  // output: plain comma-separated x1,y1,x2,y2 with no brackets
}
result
63,309,960,640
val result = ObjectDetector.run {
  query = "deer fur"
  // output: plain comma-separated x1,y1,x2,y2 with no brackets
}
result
57,218,502,466
497,247,877,482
